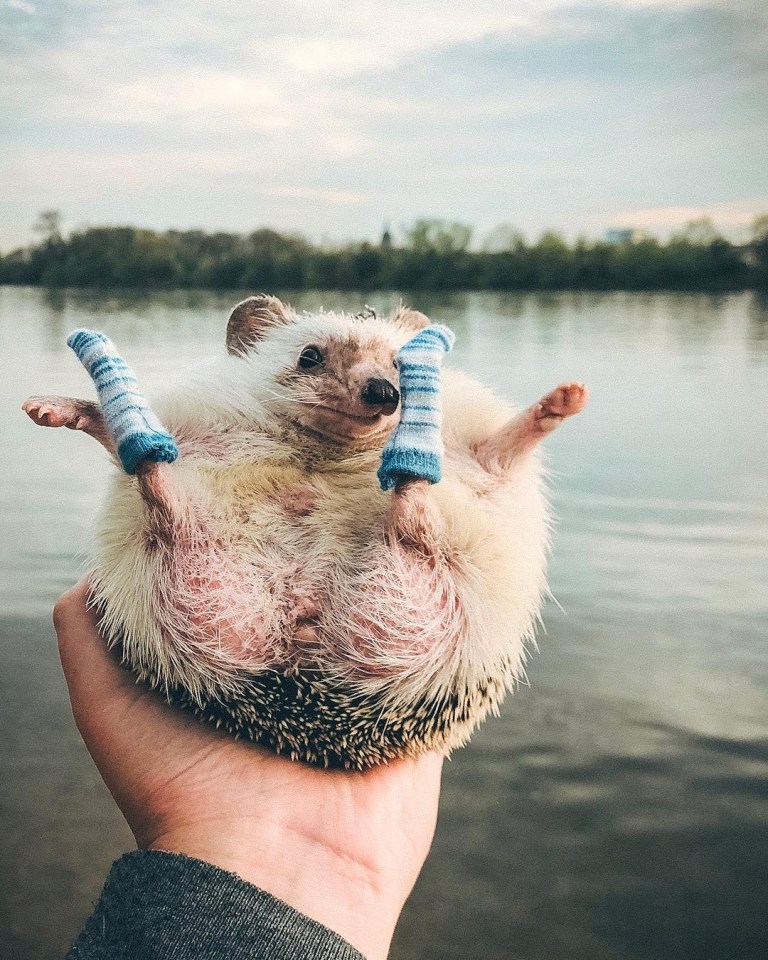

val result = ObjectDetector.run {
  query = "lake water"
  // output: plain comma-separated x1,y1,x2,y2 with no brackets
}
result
1,286,767,959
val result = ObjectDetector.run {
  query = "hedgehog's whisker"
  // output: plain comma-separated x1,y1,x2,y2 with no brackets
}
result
258,386,322,408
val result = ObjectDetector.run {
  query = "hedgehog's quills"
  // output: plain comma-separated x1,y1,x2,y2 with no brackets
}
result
24,295,587,769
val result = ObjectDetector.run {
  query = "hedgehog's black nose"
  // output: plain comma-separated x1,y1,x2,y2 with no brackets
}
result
362,378,400,411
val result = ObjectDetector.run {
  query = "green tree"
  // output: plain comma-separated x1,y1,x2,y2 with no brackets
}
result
481,224,525,253
531,231,574,288
0,217,761,292
679,217,719,245
405,219,472,255
33,209,63,243
751,214,768,286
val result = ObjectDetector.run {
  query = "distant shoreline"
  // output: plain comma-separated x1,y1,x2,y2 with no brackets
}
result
3,282,764,296
3,221,767,292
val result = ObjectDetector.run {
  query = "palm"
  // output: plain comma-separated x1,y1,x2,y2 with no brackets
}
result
55,582,442,959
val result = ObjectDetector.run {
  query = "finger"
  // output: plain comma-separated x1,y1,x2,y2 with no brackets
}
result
53,581,249,764
53,580,139,719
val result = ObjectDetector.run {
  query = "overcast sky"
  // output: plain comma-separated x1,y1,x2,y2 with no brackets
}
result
2,0,767,250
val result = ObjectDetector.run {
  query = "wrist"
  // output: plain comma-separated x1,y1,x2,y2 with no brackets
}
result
147,819,403,960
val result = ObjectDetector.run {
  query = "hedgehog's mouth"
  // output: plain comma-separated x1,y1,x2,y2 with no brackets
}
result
318,405,382,424
305,404,396,445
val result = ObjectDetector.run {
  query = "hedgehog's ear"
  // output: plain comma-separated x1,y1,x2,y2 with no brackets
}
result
392,304,430,333
226,295,292,356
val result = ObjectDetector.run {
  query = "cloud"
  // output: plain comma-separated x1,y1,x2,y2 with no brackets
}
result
111,73,290,130
596,197,768,234
5,0,35,13
326,2,768,229
268,185,372,204
0,0,766,249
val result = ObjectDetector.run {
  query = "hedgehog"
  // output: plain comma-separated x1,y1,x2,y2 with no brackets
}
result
24,295,587,769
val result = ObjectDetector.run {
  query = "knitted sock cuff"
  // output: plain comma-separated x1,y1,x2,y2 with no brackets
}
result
377,323,455,491
67,329,179,475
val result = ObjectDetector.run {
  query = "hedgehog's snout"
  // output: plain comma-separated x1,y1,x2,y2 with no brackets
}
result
362,378,399,415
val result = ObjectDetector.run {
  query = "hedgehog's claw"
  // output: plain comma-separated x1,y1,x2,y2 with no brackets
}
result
23,395,114,453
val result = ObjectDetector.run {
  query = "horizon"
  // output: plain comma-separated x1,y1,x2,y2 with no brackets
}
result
3,214,764,259
2,0,767,252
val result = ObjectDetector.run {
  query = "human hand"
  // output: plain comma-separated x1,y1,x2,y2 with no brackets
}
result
54,581,443,960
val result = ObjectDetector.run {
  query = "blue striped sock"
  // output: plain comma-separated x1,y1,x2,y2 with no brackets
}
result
377,324,455,491
67,329,179,475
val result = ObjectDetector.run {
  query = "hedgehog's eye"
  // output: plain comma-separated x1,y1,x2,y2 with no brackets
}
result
298,346,324,370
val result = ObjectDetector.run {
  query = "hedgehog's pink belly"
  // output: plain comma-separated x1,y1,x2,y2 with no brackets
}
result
151,529,460,684
152,536,324,673
316,538,464,686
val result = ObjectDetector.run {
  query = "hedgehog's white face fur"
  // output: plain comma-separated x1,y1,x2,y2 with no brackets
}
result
219,296,428,452
274,323,400,447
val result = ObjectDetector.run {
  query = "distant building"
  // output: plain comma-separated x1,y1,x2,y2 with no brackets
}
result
604,228,643,245
380,223,392,249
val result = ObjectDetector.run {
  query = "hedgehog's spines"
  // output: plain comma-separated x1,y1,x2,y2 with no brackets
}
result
112,627,505,769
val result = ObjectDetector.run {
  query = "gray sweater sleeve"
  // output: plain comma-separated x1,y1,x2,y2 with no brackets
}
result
66,850,365,960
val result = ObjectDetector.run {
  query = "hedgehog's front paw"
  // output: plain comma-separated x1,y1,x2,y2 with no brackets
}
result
383,476,451,562
24,395,97,431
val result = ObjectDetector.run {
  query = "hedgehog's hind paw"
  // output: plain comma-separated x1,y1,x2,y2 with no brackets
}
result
533,381,589,433
23,395,114,452
474,381,588,473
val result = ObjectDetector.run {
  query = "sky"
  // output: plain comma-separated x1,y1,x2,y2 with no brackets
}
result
1,0,767,250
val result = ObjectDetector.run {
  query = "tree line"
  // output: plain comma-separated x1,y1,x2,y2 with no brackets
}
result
2,213,767,291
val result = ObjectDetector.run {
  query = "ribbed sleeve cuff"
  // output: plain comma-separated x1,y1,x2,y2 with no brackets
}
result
378,446,442,490
67,850,365,960
118,432,179,475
